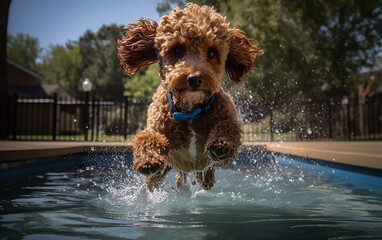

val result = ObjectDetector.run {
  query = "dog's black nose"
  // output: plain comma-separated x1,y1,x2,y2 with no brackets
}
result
187,74,203,89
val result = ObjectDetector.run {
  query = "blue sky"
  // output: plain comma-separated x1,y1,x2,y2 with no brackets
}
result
8,0,162,50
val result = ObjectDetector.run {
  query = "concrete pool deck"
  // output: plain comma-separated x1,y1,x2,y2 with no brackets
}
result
0,141,381,170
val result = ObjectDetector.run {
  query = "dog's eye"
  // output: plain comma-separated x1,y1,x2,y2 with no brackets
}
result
207,48,215,59
173,46,185,59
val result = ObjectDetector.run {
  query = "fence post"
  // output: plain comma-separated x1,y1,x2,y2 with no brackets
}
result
83,92,89,141
378,95,381,139
4,94,10,139
269,107,274,141
353,96,358,139
90,96,95,142
327,99,333,139
12,94,18,140
347,101,351,140
52,93,57,140
96,100,100,141
124,96,128,140
91,97,95,142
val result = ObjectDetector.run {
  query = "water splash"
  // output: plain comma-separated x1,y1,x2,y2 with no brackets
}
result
79,153,313,223
2,154,382,239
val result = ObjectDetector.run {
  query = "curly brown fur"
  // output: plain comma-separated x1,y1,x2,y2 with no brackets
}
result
132,129,169,175
118,3,263,191
117,19,158,76
226,28,264,83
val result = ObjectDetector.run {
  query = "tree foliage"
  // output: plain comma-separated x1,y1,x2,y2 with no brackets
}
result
78,24,126,99
40,42,83,96
124,63,161,101
158,0,382,104
7,1,381,103
156,0,185,15
7,33,42,71
284,0,382,97
7,24,128,99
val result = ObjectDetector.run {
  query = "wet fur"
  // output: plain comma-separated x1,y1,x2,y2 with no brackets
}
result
117,3,263,190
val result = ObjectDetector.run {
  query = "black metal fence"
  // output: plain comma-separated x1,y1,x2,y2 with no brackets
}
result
2,93,382,142
4,94,149,141
241,94,382,142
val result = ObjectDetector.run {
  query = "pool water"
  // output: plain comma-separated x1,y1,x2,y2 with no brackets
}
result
1,152,382,240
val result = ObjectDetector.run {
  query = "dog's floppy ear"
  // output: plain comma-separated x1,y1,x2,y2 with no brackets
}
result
225,28,264,83
117,19,158,76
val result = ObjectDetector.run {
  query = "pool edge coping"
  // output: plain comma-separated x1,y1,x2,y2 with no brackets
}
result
0,142,133,163
1,141,381,170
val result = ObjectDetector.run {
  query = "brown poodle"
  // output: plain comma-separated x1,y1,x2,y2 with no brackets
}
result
117,3,263,190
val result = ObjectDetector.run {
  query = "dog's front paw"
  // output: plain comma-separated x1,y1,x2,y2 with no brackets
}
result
132,154,165,176
207,139,234,162
137,162,161,176
208,145,227,162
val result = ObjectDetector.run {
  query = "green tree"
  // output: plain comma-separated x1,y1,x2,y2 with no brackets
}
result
124,63,161,101
40,42,83,97
7,33,42,71
156,0,314,104
79,24,126,99
157,0,382,103
156,0,185,15
37,24,127,99
284,0,382,98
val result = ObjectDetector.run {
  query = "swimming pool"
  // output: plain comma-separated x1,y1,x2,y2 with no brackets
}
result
1,151,382,240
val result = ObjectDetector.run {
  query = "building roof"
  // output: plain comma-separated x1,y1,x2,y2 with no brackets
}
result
7,59,45,82
6,59,74,99
42,84,73,99
7,85,50,98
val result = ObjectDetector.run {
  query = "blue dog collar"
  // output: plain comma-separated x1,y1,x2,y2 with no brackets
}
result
166,91,215,122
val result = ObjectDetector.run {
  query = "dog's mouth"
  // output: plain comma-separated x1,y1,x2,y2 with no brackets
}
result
178,89,213,103
175,88,212,97
170,88,213,111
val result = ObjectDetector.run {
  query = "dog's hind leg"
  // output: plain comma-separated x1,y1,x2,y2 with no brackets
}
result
195,168,215,190
175,172,188,189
